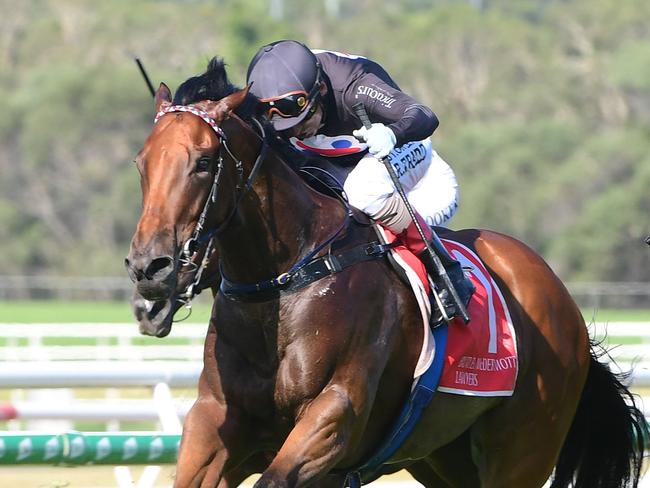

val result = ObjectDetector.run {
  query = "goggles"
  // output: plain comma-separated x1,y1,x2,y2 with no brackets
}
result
261,79,321,119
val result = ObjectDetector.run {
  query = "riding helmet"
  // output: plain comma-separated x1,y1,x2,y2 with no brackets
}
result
246,40,321,131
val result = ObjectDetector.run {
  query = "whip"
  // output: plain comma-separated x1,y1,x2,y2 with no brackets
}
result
352,102,469,323
134,57,156,98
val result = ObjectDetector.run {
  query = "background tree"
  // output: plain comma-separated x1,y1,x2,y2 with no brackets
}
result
0,0,648,283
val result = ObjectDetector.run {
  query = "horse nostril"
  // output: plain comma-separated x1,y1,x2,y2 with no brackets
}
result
144,256,174,280
124,257,143,283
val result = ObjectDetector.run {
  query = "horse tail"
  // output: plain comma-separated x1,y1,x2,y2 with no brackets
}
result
551,349,648,488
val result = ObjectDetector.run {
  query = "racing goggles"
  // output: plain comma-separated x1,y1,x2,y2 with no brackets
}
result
261,82,320,119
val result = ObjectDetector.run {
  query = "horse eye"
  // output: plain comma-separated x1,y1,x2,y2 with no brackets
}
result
196,156,211,172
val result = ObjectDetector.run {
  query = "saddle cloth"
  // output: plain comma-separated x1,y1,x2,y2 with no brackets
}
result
377,228,518,396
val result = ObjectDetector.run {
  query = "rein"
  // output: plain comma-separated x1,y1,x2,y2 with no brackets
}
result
153,105,266,312
219,238,393,299
219,210,352,296
154,104,268,261
154,102,387,302
173,236,217,321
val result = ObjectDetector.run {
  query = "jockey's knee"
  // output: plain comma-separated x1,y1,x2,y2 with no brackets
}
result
370,192,412,233
406,149,459,227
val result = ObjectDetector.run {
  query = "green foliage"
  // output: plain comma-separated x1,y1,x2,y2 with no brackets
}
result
1,0,649,283
607,42,650,90
548,129,650,280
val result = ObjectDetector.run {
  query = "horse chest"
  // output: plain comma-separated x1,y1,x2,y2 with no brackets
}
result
273,349,332,413
209,327,329,418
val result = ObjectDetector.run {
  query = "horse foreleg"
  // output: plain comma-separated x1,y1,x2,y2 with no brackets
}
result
214,452,273,488
175,397,253,488
254,385,356,488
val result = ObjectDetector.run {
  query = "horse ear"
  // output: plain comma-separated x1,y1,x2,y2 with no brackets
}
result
155,83,173,114
204,84,251,121
224,84,252,112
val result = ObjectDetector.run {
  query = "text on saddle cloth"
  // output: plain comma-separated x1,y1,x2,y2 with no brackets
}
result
378,228,518,396
439,239,518,396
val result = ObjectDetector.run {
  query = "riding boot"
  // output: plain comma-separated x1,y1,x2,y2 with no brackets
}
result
399,213,475,323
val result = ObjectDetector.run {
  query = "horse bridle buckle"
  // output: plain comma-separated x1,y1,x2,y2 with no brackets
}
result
277,272,291,285
183,238,198,259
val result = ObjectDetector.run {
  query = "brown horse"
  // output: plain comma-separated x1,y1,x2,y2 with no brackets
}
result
125,60,646,487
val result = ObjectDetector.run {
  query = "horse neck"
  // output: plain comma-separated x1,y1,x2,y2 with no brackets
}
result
217,120,347,284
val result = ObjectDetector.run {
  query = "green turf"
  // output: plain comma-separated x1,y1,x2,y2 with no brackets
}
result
0,300,647,323
0,299,213,323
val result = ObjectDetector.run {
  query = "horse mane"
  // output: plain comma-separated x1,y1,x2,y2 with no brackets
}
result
173,57,258,119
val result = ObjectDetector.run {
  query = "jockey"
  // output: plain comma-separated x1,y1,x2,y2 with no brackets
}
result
246,39,474,322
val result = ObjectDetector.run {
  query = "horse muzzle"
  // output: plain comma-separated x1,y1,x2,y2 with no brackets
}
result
131,290,176,337
124,253,178,302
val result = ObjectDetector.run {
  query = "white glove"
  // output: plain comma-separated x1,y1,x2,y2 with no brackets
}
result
353,123,397,159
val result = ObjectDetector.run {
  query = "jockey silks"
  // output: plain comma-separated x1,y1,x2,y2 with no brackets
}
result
313,49,438,162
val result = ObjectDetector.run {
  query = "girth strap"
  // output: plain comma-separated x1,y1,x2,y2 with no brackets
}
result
344,324,449,487
220,241,394,300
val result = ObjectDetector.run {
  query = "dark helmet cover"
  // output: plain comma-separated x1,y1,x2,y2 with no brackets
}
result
247,40,321,131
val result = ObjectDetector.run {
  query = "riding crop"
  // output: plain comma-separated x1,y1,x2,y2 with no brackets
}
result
352,102,470,323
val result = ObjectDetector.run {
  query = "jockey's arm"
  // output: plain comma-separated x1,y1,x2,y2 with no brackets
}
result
345,72,439,146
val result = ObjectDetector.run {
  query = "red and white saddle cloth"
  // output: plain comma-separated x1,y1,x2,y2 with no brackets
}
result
377,228,519,397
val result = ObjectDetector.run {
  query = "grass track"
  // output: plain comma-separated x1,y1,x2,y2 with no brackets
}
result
0,299,213,323
0,299,648,323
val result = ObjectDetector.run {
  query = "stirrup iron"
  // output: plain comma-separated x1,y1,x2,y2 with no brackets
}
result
432,287,453,323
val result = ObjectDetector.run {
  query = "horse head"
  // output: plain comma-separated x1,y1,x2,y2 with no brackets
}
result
126,57,348,338
125,80,248,336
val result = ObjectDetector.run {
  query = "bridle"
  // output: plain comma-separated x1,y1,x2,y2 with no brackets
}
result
152,104,267,312
152,102,353,302
154,104,268,258
174,235,217,316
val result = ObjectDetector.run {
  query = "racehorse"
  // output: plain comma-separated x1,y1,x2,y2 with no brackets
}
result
125,59,647,487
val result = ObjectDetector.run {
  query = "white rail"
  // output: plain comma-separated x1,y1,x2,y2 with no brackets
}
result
1,382,187,434
0,321,647,361
0,361,202,388
0,321,647,488
0,322,207,361
1,345,204,362
1,360,648,388
0,399,192,422
0,322,208,339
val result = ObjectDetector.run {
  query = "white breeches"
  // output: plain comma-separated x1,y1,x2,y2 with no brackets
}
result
343,139,459,227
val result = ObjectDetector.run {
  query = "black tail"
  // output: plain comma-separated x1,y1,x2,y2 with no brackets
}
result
551,351,648,488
